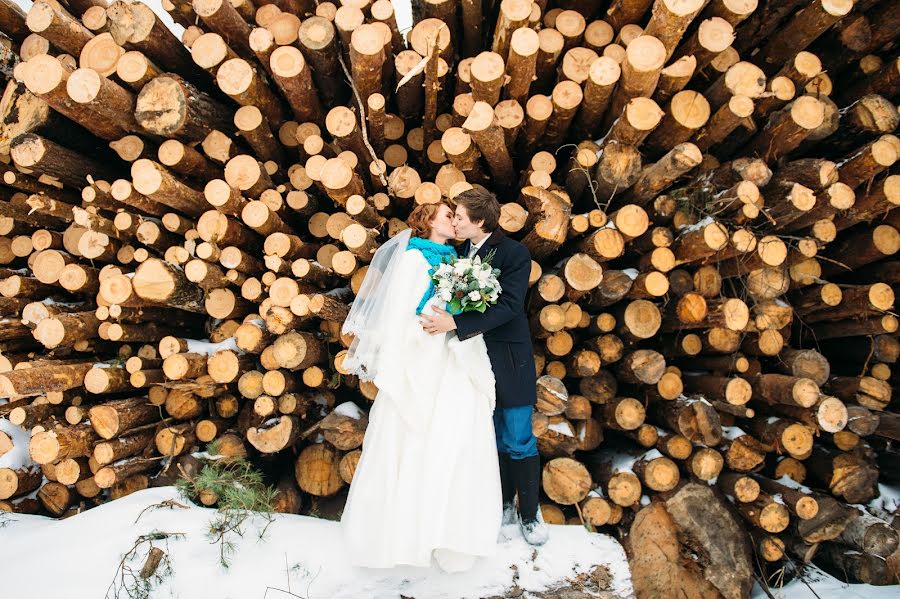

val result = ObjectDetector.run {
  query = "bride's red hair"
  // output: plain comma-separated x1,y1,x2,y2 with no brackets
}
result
407,202,449,238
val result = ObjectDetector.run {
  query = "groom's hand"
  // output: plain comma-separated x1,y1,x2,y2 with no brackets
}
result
421,306,457,335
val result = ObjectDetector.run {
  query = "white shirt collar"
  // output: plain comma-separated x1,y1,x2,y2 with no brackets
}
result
468,232,491,257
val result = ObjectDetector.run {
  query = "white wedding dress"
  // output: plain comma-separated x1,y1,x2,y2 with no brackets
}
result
340,244,502,572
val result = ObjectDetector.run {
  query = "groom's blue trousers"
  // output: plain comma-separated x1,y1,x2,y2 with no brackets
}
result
493,405,538,459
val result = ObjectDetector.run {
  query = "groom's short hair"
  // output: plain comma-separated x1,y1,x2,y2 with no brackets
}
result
455,185,500,232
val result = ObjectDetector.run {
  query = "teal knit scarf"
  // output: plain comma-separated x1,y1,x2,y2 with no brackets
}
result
407,236,457,315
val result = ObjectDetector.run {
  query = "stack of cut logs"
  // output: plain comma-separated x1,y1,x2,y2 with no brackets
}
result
0,0,897,592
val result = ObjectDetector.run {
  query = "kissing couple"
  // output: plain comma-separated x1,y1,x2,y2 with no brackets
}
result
340,186,548,573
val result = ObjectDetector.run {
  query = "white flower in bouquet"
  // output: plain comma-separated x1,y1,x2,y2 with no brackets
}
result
473,266,491,284
428,250,503,314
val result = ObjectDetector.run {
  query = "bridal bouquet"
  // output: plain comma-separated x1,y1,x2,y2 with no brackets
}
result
429,250,502,314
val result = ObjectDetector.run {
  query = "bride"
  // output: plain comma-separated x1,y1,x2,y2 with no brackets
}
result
340,202,502,572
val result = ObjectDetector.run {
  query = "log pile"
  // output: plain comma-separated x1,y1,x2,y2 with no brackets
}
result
0,0,897,592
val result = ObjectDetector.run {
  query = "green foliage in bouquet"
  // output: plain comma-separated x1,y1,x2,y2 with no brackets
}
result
429,248,502,315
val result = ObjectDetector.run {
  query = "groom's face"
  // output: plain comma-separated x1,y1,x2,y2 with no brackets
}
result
453,205,485,241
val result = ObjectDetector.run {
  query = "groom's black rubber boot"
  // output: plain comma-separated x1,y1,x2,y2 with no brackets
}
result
499,453,516,503
512,455,548,545
513,455,540,522
499,453,518,526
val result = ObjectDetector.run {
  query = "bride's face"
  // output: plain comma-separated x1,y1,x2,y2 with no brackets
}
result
430,204,456,240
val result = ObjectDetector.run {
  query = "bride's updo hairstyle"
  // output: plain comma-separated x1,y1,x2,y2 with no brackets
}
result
407,202,446,238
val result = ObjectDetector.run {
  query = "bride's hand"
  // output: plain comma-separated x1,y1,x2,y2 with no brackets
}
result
421,306,457,335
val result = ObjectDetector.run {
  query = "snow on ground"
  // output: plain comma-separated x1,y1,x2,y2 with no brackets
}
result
0,486,634,599
750,565,898,599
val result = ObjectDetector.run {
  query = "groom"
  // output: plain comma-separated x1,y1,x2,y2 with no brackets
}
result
421,186,548,546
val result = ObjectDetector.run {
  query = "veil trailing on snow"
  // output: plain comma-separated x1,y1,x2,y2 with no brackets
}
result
341,229,413,381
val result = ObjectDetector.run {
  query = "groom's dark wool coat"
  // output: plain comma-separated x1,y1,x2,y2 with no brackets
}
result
454,230,537,409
